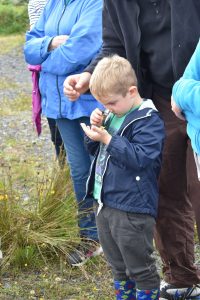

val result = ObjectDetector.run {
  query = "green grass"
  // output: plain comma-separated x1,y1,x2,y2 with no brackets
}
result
0,5,28,35
0,78,19,90
0,94,31,116
0,34,25,54
0,163,81,267
0,257,113,299
0,162,114,299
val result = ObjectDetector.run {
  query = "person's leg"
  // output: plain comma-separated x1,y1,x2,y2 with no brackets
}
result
153,94,200,287
56,117,98,241
103,208,159,290
114,211,160,300
96,206,136,300
187,143,200,241
47,117,65,162
97,207,160,298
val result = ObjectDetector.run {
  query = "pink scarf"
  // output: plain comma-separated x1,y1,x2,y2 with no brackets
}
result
28,64,42,136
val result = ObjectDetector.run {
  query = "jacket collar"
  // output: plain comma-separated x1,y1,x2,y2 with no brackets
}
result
117,99,158,133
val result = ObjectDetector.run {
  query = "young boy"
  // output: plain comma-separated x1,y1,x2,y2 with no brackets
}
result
172,40,200,181
81,55,165,300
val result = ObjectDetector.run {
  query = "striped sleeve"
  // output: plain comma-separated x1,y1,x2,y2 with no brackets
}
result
28,0,48,28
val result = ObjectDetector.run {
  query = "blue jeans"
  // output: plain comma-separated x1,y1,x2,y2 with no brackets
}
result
56,117,98,241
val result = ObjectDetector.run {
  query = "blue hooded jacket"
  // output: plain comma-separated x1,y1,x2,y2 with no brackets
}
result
172,40,200,154
85,100,165,218
24,0,103,119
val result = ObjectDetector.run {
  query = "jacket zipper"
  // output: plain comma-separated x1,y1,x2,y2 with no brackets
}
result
56,0,69,117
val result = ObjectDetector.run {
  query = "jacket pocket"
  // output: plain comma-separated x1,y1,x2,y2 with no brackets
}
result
126,212,146,232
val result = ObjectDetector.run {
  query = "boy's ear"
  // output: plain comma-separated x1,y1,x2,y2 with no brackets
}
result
129,85,137,96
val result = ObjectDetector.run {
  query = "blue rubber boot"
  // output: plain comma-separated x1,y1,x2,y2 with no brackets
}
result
137,288,159,300
114,279,136,300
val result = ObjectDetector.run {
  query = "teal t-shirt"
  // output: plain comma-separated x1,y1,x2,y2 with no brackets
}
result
93,105,141,201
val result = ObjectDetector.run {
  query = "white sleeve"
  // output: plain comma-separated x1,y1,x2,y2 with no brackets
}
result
28,0,47,28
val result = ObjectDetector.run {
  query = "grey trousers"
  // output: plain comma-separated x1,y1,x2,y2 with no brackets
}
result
96,205,160,290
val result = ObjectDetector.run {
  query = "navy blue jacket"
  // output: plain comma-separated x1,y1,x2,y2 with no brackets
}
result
85,100,165,218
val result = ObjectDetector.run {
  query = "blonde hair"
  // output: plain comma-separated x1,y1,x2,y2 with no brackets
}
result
90,55,137,99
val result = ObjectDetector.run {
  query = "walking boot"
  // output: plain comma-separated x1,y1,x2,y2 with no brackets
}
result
114,279,136,300
137,288,159,300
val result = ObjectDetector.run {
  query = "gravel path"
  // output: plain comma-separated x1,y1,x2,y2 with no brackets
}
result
0,44,54,164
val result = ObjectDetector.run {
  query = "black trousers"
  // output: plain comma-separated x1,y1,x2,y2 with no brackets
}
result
47,117,65,159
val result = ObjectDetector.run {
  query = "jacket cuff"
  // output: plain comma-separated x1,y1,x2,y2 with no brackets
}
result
172,80,183,110
40,36,54,60
84,64,95,74
106,135,117,154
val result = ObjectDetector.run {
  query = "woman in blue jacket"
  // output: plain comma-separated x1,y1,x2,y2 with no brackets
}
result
28,0,65,165
24,0,103,265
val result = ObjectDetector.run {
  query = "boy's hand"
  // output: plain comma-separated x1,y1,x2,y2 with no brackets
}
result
171,97,185,121
81,123,112,145
90,108,104,127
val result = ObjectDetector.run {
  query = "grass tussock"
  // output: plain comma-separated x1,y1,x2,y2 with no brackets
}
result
0,162,80,270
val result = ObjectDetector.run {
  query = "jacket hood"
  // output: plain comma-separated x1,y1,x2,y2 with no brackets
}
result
139,99,158,112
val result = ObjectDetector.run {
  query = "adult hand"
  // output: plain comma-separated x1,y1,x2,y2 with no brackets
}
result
63,72,91,101
81,123,111,145
49,35,69,51
171,97,185,121
90,108,104,127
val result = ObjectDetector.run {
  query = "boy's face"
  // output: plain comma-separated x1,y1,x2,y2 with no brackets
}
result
99,90,135,117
